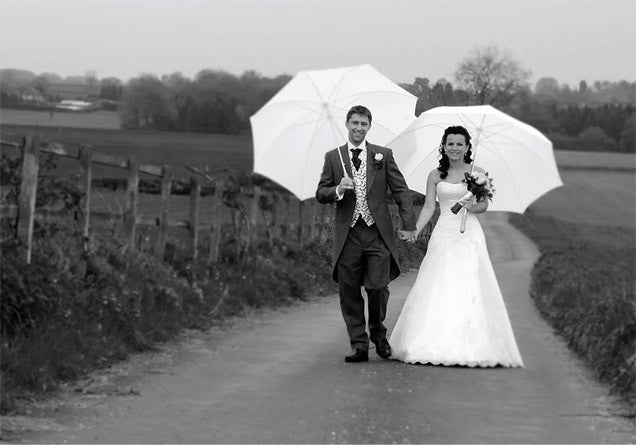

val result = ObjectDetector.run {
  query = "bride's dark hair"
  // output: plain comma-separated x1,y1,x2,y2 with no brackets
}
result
437,126,473,179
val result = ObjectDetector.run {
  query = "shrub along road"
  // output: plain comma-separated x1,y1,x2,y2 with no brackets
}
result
3,214,634,444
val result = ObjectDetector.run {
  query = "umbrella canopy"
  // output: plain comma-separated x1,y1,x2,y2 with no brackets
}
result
390,105,563,213
250,64,416,200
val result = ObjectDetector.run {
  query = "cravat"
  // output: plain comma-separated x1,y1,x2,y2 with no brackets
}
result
350,148,362,170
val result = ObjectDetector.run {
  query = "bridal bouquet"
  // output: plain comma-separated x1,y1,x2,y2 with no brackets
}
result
451,171,495,214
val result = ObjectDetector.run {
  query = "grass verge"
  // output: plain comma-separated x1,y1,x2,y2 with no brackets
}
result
0,214,430,414
509,212,635,411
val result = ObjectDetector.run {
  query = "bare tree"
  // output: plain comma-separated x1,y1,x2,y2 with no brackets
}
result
454,45,531,105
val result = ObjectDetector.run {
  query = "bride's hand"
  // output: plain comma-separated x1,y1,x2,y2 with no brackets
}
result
399,229,418,242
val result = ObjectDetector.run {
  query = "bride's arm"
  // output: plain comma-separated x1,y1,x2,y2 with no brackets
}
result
415,170,439,235
468,199,488,214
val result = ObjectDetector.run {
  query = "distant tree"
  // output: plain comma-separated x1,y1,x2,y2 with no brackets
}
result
31,75,50,99
99,77,123,101
0,69,36,84
577,125,616,151
400,77,470,115
618,114,635,153
0,81,20,106
454,45,531,106
120,75,175,129
116,69,291,134
40,72,63,83
535,77,560,103
84,70,98,87
63,75,87,84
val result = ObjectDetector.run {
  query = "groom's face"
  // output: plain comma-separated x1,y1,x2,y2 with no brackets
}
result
346,113,371,145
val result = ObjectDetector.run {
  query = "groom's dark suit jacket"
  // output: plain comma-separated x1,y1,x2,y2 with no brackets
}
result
316,143,416,283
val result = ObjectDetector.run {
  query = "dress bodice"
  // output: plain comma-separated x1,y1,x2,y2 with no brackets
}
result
436,181,469,215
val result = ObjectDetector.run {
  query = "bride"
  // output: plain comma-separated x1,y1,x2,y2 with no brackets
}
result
389,125,524,368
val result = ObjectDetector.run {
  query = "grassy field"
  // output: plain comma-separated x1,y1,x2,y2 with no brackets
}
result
0,109,120,130
553,150,635,170
527,169,635,228
0,124,253,178
508,151,635,407
510,212,635,407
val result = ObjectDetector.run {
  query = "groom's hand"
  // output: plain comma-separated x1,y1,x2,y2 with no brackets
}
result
337,176,354,195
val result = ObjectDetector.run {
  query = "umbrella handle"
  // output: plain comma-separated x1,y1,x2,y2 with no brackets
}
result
460,208,468,233
459,162,476,234
337,145,350,179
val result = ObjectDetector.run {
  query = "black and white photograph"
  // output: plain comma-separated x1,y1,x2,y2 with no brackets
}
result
0,0,634,443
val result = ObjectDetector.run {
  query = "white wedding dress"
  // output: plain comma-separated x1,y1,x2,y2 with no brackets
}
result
389,181,524,367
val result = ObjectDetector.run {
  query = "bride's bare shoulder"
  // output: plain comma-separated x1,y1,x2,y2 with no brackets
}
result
428,168,442,182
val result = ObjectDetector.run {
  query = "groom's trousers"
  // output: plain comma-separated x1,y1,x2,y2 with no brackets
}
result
337,218,391,351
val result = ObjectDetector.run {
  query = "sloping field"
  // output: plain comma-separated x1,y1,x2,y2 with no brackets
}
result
554,150,635,170
0,109,120,130
0,124,253,177
530,150,635,228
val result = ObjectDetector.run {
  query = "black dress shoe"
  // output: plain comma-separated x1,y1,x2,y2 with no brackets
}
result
345,348,369,363
374,338,392,359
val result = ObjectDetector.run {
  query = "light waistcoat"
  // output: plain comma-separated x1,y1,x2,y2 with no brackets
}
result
348,142,374,227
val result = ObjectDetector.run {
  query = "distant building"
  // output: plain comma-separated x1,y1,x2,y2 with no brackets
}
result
20,92,46,103
56,99,92,111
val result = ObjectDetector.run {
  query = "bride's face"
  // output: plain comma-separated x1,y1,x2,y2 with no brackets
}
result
444,134,468,161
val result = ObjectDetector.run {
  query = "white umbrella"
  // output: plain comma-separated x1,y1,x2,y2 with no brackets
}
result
250,64,417,200
390,105,563,213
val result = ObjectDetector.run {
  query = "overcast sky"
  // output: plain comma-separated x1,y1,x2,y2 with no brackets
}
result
1,0,634,87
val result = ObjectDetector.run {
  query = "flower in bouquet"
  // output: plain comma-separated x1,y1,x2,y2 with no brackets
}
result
450,171,495,214
464,171,495,203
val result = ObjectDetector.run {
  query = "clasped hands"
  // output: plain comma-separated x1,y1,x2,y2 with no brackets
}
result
399,229,418,243
339,177,419,242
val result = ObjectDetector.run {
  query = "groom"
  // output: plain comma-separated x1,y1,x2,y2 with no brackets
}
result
316,105,417,363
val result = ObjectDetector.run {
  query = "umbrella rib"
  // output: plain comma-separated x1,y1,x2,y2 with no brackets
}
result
298,114,341,198
325,65,360,103
406,147,443,177
254,113,328,163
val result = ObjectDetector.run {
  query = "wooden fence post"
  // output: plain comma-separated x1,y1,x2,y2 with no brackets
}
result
317,202,326,243
189,176,201,260
17,135,39,264
124,158,139,250
321,203,334,243
156,166,172,260
297,199,305,247
208,178,223,263
251,185,261,241
269,192,279,245
308,199,317,242
79,145,93,244
280,194,290,238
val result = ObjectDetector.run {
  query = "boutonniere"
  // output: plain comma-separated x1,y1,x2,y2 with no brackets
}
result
373,152,384,170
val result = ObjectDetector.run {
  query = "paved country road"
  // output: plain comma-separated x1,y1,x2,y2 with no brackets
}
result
2,213,634,444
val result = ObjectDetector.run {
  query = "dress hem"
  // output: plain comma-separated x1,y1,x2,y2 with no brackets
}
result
391,356,524,368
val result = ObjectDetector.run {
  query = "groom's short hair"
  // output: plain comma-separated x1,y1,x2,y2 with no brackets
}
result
346,105,372,124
